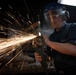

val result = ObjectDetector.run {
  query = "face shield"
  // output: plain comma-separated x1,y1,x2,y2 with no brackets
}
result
41,11,54,37
42,3,66,36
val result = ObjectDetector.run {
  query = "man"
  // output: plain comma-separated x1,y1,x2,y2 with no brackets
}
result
34,2,76,75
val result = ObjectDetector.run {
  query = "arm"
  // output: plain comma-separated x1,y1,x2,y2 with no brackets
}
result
43,36,76,56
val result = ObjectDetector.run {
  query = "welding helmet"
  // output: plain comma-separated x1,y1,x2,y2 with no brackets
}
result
43,2,70,29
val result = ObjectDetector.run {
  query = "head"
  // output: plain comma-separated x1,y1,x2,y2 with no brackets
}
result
43,2,70,29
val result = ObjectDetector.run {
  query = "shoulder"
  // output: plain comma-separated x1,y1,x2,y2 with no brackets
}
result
70,23,76,30
66,23,76,30
66,23,76,26
70,23,76,27
67,23,76,35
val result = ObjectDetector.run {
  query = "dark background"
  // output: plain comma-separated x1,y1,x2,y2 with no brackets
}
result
0,0,76,22
0,0,57,12
0,0,76,28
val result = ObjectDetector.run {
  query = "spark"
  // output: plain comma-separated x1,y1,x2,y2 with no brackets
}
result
0,33,37,55
38,32,41,36
0,5,38,57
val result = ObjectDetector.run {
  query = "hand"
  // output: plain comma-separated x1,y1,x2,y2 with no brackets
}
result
34,52,42,62
43,35,50,45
